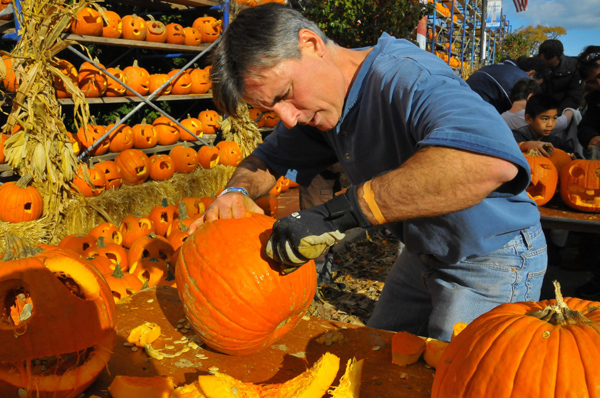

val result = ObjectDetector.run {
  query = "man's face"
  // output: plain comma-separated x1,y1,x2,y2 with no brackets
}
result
527,109,558,139
540,53,560,68
243,48,347,131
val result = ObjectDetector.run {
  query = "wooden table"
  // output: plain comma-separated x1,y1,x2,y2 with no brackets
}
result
539,198,600,233
86,287,435,397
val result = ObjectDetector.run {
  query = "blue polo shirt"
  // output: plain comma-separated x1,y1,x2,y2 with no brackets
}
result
253,33,540,264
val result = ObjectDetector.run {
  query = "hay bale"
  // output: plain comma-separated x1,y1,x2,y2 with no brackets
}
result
0,218,53,254
58,166,235,241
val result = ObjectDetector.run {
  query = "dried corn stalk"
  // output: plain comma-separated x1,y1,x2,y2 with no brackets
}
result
1,0,93,228
220,103,262,158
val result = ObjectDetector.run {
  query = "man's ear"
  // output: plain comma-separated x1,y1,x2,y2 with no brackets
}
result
298,29,325,56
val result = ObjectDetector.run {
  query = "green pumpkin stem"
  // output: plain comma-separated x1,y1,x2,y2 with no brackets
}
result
2,234,44,261
178,200,190,220
529,280,590,325
96,236,107,248
112,262,125,278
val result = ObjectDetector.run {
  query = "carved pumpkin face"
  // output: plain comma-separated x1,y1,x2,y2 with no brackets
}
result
121,14,147,41
183,27,202,46
119,214,156,249
71,164,107,197
0,239,116,397
149,154,175,181
198,109,220,135
559,158,600,212
123,62,150,96
52,59,78,98
262,110,281,128
71,7,103,36
197,145,220,169
105,67,127,97
149,73,172,96
170,144,198,174
132,121,158,149
192,16,221,43
190,68,211,94
114,149,151,186
0,175,43,222
153,116,179,145
107,123,134,152
102,10,122,38
78,61,108,98
178,116,203,141
167,69,192,95
146,20,167,43
165,23,186,44
76,124,109,156
524,153,558,206
248,108,266,128
95,160,123,190
216,140,243,167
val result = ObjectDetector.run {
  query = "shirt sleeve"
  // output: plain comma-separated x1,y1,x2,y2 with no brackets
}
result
251,125,339,186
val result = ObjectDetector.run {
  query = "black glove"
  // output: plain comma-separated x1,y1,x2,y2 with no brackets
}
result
266,185,371,273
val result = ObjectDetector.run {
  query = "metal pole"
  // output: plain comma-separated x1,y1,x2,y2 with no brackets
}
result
479,0,487,64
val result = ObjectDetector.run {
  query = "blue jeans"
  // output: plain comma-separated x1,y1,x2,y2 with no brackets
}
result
367,223,547,342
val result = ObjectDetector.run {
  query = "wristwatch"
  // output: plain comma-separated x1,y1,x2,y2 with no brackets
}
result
218,187,249,197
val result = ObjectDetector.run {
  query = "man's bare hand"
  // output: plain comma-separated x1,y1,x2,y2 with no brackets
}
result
187,193,264,234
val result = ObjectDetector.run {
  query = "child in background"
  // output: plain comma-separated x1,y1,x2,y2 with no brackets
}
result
502,78,574,132
512,93,571,156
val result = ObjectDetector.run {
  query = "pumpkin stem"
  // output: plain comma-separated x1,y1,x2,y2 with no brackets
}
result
112,262,125,278
529,281,590,325
2,234,44,261
178,200,190,220
161,197,168,207
96,236,107,248
15,174,34,189
590,146,600,161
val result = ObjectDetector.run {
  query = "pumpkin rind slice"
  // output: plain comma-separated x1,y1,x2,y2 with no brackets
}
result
329,357,364,398
198,352,340,398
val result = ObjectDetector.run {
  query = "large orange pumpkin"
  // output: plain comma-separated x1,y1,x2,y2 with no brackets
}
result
0,236,116,397
78,60,108,98
132,119,158,149
175,212,317,355
149,154,175,181
0,174,43,222
76,123,109,156
105,67,127,97
198,109,221,135
189,68,211,94
165,23,186,44
197,145,220,169
524,152,558,206
106,122,134,152
432,281,600,398
146,16,167,43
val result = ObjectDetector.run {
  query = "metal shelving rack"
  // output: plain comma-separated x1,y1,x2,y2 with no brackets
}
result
425,0,511,77
1,0,230,161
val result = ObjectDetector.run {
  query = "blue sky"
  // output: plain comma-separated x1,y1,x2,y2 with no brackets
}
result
501,0,600,57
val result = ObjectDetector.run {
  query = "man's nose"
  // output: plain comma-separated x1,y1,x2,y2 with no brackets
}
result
273,102,300,129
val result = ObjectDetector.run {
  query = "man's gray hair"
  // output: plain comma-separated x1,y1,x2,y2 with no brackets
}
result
210,3,330,117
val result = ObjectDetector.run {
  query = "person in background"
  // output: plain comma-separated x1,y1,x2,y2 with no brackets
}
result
191,4,547,342
503,78,582,157
466,56,547,114
576,46,600,152
502,78,573,132
539,39,584,113
573,45,600,299
512,93,571,156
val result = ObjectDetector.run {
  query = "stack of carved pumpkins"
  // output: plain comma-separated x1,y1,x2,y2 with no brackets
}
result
53,58,212,99
57,197,212,302
71,7,222,46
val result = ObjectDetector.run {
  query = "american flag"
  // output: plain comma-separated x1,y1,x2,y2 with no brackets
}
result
513,0,528,12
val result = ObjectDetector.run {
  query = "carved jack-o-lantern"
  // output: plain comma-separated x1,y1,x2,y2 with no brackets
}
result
525,152,558,206
192,16,221,43
0,236,116,397
560,156,600,212
198,109,221,135
190,68,211,94
114,149,151,186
